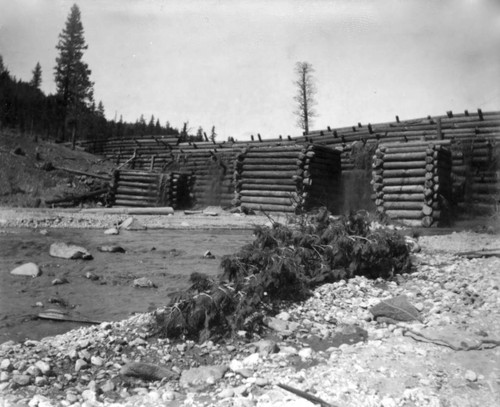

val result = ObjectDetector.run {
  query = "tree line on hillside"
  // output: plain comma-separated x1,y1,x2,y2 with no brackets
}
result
0,4,218,146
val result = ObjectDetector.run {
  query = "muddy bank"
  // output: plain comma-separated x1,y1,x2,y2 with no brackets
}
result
0,228,254,343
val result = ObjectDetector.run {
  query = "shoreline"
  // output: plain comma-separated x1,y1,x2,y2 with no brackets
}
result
0,226,498,406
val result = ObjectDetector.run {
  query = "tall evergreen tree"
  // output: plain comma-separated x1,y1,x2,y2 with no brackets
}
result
294,61,317,134
54,4,94,142
30,62,42,89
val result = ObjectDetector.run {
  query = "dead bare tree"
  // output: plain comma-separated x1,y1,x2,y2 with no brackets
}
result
294,61,317,135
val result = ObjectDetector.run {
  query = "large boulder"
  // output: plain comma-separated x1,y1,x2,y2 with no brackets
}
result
370,295,421,323
10,263,41,277
120,362,178,381
49,242,92,260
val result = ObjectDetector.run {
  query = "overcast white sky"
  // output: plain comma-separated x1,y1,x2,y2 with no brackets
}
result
1,0,499,140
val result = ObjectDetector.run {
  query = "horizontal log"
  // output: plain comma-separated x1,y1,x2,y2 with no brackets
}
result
239,164,300,172
119,176,160,183
381,185,425,194
381,152,429,161
118,181,159,188
382,201,425,210
380,193,425,201
114,194,157,201
239,170,300,179
385,209,424,219
240,196,298,206
380,168,427,178
375,177,427,187
116,187,158,196
119,170,158,177
236,183,297,192
239,157,303,165
239,190,299,198
114,200,155,207
239,203,297,213
237,177,299,185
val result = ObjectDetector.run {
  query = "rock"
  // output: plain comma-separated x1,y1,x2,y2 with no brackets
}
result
239,368,254,378
104,227,119,235
52,277,68,285
25,365,42,377
465,370,477,382
90,356,104,366
50,242,92,260
28,395,51,407
370,295,421,322
119,217,134,229
82,389,97,403
0,359,13,371
298,347,313,359
179,365,228,389
34,376,47,386
10,263,41,277
229,359,244,372
120,217,146,230
276,311,291,321
204,250,215,259
12,374,31,386
0,371,9,382
254,377,269,386
75,359,88,372
219,388,235,398
263,316,299,334
101,379,115,393
132,277,156,288
120,362,179,381
162,391,178,401
66,393,78,403
98,245,126,253
250,339,280,356
330,325,368,347
405,236,421,253
242,353,260,368
85,272,99,281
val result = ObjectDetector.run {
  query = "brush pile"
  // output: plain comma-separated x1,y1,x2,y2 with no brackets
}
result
153,210,412,342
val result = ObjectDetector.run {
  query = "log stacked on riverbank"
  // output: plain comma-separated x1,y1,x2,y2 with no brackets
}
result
111,170,191,209
372,142,453,227
233,144,341,213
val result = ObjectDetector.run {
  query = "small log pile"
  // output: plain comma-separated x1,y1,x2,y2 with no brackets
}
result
233,144,341,213
110,170,191,209
372,142,453,227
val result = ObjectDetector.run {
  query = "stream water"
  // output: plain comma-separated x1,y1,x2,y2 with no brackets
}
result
0,227,253,343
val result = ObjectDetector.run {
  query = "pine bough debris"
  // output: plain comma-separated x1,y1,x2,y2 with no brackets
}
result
153,209,412,341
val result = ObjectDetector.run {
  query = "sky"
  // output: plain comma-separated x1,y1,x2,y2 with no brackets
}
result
1,0,499,140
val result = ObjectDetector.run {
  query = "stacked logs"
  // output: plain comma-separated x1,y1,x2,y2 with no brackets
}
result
372,142,452,227
233,144,341,213
166,149,240,208
111,170,191,209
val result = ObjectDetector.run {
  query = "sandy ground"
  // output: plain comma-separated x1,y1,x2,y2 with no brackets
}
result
0,226,257,344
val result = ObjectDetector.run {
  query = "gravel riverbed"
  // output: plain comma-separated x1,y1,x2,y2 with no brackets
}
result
0,210,499,407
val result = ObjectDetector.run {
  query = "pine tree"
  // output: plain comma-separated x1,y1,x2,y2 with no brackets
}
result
54,4,94,142
294,61,317,134
30,62,42,89
96,101,105,118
